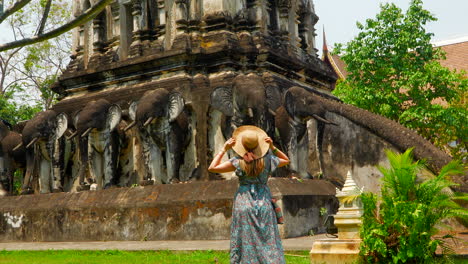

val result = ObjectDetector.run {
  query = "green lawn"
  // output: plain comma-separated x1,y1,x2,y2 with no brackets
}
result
0,250,311,264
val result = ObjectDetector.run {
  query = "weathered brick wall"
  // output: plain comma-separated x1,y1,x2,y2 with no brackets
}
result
0,179,336,241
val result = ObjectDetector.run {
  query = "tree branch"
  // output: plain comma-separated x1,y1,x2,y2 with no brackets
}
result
0,0,113,52
0,0,32,25
36,0,52,35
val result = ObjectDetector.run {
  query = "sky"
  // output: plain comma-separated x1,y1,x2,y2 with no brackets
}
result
314,0,468,53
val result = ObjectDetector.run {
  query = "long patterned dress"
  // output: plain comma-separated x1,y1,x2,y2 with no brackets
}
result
229,151,285,264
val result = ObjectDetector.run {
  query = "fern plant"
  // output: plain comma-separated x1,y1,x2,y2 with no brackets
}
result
359,148,467,263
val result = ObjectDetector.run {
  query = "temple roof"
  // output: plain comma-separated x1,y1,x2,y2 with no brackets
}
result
433,37,468,76
322,35,468,79
321,30,348,80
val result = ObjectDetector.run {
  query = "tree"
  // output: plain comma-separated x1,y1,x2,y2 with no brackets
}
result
0,0,73,124
359,149,466,263
0,0,113,52
333,0,468,161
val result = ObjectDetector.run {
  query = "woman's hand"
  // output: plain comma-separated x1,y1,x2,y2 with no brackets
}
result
265,137,274,149
223,138,236,152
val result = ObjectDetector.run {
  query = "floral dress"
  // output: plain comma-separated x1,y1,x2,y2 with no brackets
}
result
229,151,285,264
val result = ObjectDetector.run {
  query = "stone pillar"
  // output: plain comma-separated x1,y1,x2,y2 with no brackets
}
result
249,0,269,34
130,0,143,53
119,1,133,59
74,25,86,65
277,0,290,44
129,0,154,55
156,0,166,38
106,2,121,60
92,13,106,54
290,4,300,50
70,0,81,61
174,0,189,34
188,0,202,32
298,0,318,56
310,171,363,264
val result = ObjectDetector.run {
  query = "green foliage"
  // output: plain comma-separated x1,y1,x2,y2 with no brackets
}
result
12,170,23,195
359,148,467,263
0,89,42,125
320,207,328,216
0,0,71,123
333,0,468,160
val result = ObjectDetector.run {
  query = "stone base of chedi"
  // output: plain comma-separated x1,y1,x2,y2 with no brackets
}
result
0,179,337,241
310,171,363,264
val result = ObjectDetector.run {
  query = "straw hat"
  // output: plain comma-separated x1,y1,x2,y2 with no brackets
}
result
232,125,270,158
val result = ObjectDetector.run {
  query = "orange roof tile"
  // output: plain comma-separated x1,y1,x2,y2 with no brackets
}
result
437,40,468,76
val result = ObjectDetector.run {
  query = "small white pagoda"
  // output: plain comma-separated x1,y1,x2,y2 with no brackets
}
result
310,171,363,264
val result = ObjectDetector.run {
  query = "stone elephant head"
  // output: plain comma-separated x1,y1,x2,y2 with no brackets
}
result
125,88,189,184
126,88,185,130
283,86,336,126
0,120,25,194
210,73,280,137
71,99,122,190
20,110,68,194
71,99,121,138
275,86,337,178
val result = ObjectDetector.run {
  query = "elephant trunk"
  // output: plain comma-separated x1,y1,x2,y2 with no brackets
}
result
26,137,39,149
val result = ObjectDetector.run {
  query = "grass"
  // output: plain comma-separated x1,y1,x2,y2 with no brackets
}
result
0,250,311,264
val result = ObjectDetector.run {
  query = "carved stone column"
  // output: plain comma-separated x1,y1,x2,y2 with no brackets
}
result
308,10,319,56
188,0,201,33
291,6,301,51
249,0,269,34
278,0,290,44
129,0,144,56
156,0,166,39
67,24,85,71
298,1,318,56
92,14,106,55
76,25,86,60
174,0,189,34
105,3,121,62
131,0,143,43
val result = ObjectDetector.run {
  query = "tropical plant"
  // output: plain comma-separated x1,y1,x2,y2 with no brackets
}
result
333,0,468,160
359,148,467,263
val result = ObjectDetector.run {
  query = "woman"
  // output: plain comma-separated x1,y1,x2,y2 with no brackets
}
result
208,125,290,264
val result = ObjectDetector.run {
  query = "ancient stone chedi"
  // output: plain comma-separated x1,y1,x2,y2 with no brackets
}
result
0,0,455,241
50,0,337,190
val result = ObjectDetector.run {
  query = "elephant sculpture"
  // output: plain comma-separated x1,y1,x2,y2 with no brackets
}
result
210,73,280,138
209,74,281,179
69,99,121,190
275,86,337,178
125,88,190,184
19,110,68,194
0,120,25,194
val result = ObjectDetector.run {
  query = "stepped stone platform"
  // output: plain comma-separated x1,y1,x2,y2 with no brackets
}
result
0,178,337,242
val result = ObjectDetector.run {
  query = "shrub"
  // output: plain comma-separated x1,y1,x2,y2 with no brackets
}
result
359,148,467,263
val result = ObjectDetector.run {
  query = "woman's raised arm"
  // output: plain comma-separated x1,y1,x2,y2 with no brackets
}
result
208,138,236,173
265,137,290,168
